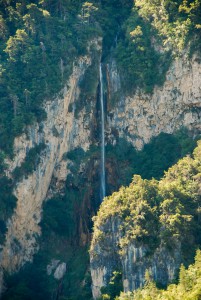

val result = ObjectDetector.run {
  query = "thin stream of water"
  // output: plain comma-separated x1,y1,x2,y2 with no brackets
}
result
99,63,106,200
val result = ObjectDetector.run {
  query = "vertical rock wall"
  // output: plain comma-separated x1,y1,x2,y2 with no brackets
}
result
90,215,181,299
90,53,201,299
1,39,102,276
107,55,201,149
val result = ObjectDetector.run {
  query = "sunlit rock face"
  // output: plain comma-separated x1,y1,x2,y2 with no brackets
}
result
107,54,201,149
1,38,102,277
121,243,181,292
90,53,201,299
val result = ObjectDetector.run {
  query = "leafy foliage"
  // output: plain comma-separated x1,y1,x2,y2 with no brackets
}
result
91,140,201,259
2,253,50,300
97,0,133,56
135,0,201,53
1,2,201,300
0,176,17,244
41,195,75,237
106,130,198,195
17,144,101,300
115,7,171,93
101,271,123,300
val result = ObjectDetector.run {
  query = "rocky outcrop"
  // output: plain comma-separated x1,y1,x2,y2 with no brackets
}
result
47,259,67,280
90,215,181,299
121,243,181,292
107,55,201,149
1,39,101,275
90,217,122,299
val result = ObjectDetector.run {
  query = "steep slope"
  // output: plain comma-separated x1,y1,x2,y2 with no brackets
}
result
2,43,100,272
90,141,201,299
107,54,201,150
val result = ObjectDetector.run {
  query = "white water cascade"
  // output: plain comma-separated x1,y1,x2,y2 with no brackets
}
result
99,63,106,200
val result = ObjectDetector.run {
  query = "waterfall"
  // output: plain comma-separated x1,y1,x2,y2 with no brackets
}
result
99,63,106,200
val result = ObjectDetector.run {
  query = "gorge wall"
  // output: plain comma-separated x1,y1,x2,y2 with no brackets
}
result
0,43,201,298
107,54,201,149
1,1,201,299
90,53,201,298
90,216,182,299
0,39,101,294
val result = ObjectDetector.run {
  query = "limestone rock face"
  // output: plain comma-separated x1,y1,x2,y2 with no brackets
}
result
90,53,201,299
54,263,67,280
121,243,181,292
90,217,122,299
1,39,101,274
90,215,181,299
47,259,67,280
1,38,201,299
107,55,201,149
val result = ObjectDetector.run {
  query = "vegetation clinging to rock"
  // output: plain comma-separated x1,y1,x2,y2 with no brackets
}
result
115,0,201,93
0,0,100,154
91,140,201,259
116,249,201,300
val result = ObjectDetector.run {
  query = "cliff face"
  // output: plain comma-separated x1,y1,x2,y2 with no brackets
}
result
1,39,201,298
1,39,101,277
107,54,201,149
121,243,181,292
90,53,201,299
90,217,181,299
90,146,201,300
